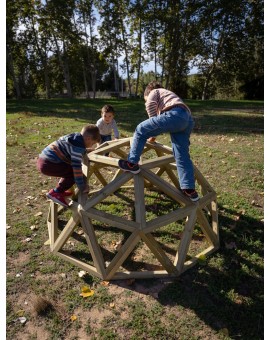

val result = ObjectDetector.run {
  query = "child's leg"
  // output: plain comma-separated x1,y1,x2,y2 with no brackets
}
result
128,117,167,163
170,118,195,189
37,158,75,192
128,109,190,164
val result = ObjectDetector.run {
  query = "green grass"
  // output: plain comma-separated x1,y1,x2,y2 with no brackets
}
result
6,98,263,339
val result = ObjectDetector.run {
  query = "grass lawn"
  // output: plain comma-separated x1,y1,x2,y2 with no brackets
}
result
6,98,264,339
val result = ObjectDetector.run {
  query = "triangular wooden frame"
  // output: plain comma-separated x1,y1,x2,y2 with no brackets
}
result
46,138,219,280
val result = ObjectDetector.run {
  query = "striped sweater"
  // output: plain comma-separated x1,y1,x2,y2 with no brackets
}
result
39,133,86,190
145,88,191,117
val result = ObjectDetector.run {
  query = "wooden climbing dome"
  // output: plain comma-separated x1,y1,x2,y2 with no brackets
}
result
47,138,219,280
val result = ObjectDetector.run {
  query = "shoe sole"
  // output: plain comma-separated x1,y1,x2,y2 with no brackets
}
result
190,197,200,202
118,161,141,174
46,193,69,207
119,167,141,174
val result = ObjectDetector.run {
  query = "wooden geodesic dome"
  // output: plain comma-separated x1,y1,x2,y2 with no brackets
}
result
47,138,219,280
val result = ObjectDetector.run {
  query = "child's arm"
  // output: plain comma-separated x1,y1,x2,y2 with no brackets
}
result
112,120,120,139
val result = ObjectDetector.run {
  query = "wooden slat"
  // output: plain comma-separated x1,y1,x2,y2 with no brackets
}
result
57,251,103,279
141,169,192,205
89,138,131,154
175,209,197,272
181,246,218,274
198,191,216,208
93,168,108,186
164,167,180,189
194,165,215,192
140,232,178,275
112,270,177,280
196,208,219,247
50,201,59,250
141,155,175,169
134,175,146,230
105,231,141,280
146,142,173,155
82,208,139,232
52,210,80,253
84,172,133,210
89,154,120,167
78,209,106,277
144,205,195,234
211,200,219,243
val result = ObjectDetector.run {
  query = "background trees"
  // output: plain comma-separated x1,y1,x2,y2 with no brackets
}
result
6,0,264,100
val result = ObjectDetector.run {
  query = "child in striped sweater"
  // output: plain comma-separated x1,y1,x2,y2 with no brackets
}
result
118,81,199,202
37,124,101,207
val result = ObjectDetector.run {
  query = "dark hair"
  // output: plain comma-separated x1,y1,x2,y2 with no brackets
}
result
81,124,101,142
101,104,115,115
144,81,164,97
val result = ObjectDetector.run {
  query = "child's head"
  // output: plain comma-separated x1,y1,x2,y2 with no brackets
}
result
81,124,101,148
144,81,164,100
101,105,115,124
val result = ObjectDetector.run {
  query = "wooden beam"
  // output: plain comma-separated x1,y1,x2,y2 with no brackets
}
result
93,168,108,186
51,210,80,253
89,154,120,167
84,172,133,210
141,169,192,205
144,205,195,234
181,245,218,273
77,208,106,278
134,175,146,230
50,201,59,251
196,208,219,247
105,231,141,280
82,208,139,232
140,232,179,275
175,209,197,272
141,155,175,170
57,251,103,279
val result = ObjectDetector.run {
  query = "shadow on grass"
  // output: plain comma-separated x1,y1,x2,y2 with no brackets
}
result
109,207,264,339
7,98,264,135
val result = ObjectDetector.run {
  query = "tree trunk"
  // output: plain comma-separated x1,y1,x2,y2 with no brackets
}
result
7,46,21,99
121,19,131,96
135,18,142,96
82,63,90,98
53,33,72,97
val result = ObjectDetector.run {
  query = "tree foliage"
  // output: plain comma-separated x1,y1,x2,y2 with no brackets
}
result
6,0,264,99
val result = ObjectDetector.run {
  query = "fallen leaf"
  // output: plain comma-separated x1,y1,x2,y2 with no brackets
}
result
78,270,86,278
100,281,110,286
109,302,115,308
17,317,27,324
198,254,207,265
80,286,95,298
34,212,43,217
70,315,77,321
16,310,25,317
44,239,50,246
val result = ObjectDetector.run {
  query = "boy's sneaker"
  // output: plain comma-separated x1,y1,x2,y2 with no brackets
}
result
46,189,69,207
118,160,141,174
181,189,200,202
63,190,73,196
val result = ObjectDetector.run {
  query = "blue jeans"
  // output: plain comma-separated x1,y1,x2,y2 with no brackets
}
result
101,134,112,143
100,135,112,156
128,107,195,189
